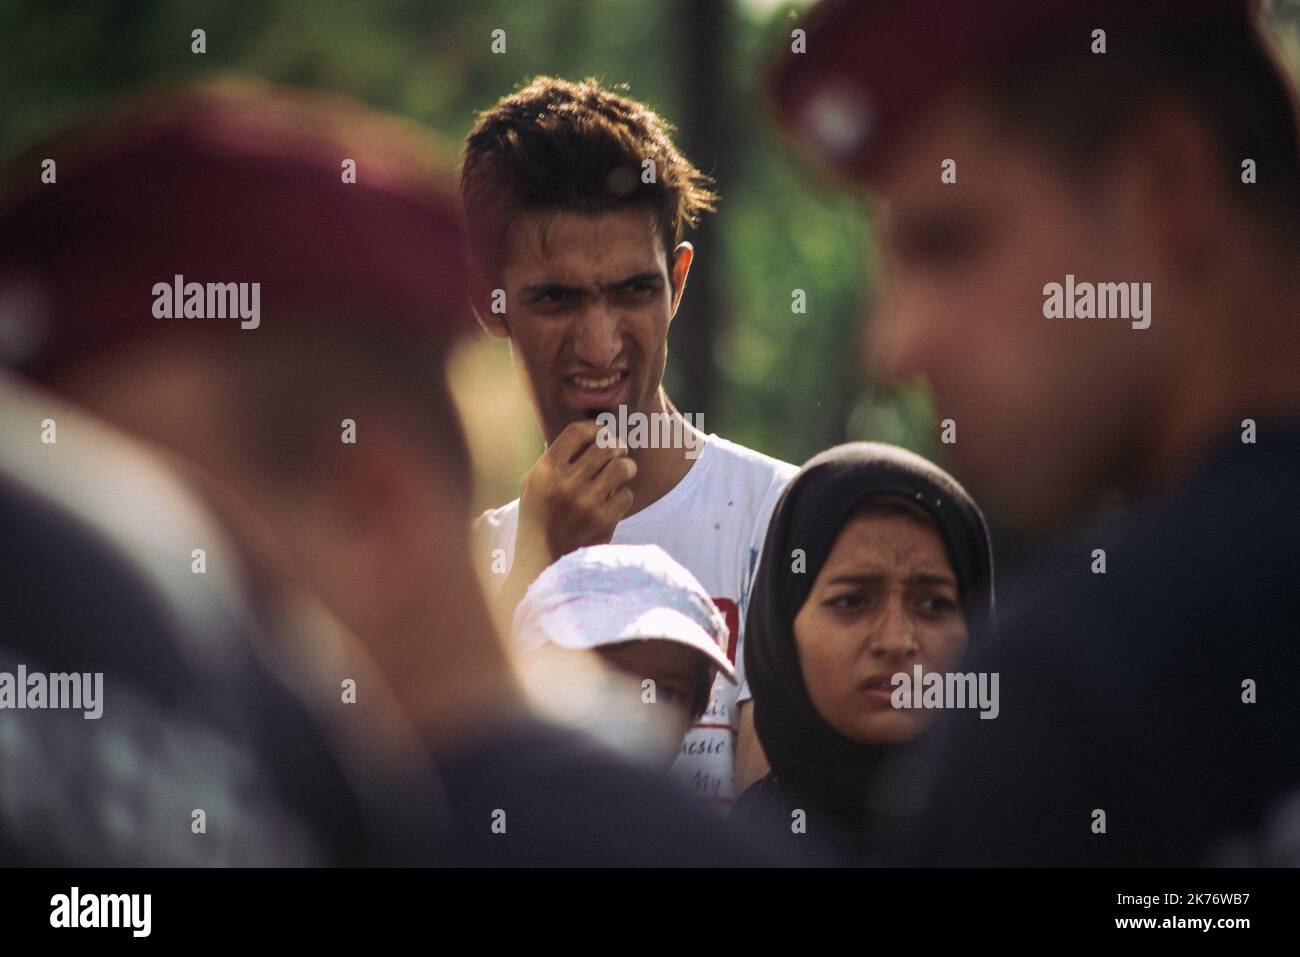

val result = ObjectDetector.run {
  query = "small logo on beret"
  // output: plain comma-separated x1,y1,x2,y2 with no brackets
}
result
801,84,873,164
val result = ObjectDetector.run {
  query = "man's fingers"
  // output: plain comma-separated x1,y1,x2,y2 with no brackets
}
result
603,486,635,522
591,454,637,498
523,420,634,557
572,437,629,480
547,419,608,465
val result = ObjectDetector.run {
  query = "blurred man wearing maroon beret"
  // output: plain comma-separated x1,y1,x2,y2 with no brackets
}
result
769,1,1300,864
0,79,501,776
0,80,770,865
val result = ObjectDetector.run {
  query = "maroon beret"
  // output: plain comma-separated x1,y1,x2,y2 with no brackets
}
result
767,0,1259,184
0,79,470,379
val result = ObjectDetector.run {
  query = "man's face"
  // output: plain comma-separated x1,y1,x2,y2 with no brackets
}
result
871,97,1168,531
496,206,685,442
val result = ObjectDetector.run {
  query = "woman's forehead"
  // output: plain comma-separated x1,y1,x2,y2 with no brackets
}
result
820,510,954,574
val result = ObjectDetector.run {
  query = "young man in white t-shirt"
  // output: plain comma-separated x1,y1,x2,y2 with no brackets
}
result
461,76,796,805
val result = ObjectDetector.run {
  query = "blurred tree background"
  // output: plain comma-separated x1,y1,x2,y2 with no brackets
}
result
3,0,1299,556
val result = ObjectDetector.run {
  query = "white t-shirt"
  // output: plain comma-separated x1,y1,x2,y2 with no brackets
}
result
474,434,796,806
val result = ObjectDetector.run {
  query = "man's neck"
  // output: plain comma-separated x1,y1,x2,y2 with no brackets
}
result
375,572,527,753
619,397,708,517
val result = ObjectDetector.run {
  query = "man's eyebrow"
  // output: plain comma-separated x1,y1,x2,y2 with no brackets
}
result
891,209,956,239
520,272,663,297
890,204,990,245
609,271,664,289
521,280,586,296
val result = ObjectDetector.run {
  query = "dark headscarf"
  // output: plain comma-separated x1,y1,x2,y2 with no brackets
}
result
744,442,994,827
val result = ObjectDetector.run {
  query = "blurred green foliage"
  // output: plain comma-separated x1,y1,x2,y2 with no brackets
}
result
0,0,922,475
3,0,1297,507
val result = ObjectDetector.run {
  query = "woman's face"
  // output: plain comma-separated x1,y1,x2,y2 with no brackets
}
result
793,508,970,744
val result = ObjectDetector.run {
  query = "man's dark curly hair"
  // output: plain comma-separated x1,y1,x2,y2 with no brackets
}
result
460,75,718,303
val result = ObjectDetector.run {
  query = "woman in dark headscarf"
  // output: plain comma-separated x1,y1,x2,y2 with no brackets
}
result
732,442,994,863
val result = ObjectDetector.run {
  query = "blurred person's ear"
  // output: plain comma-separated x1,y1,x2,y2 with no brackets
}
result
273,405,470,641
669,242,694,318
1103,103,1227,282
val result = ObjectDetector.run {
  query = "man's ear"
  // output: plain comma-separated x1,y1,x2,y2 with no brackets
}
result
470,272,511,340
1114,104,1223,276
669,242,694,318
291,409,456,636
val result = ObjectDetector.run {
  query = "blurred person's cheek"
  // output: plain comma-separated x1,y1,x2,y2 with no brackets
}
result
971,186,1156,528
872,277,949,389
